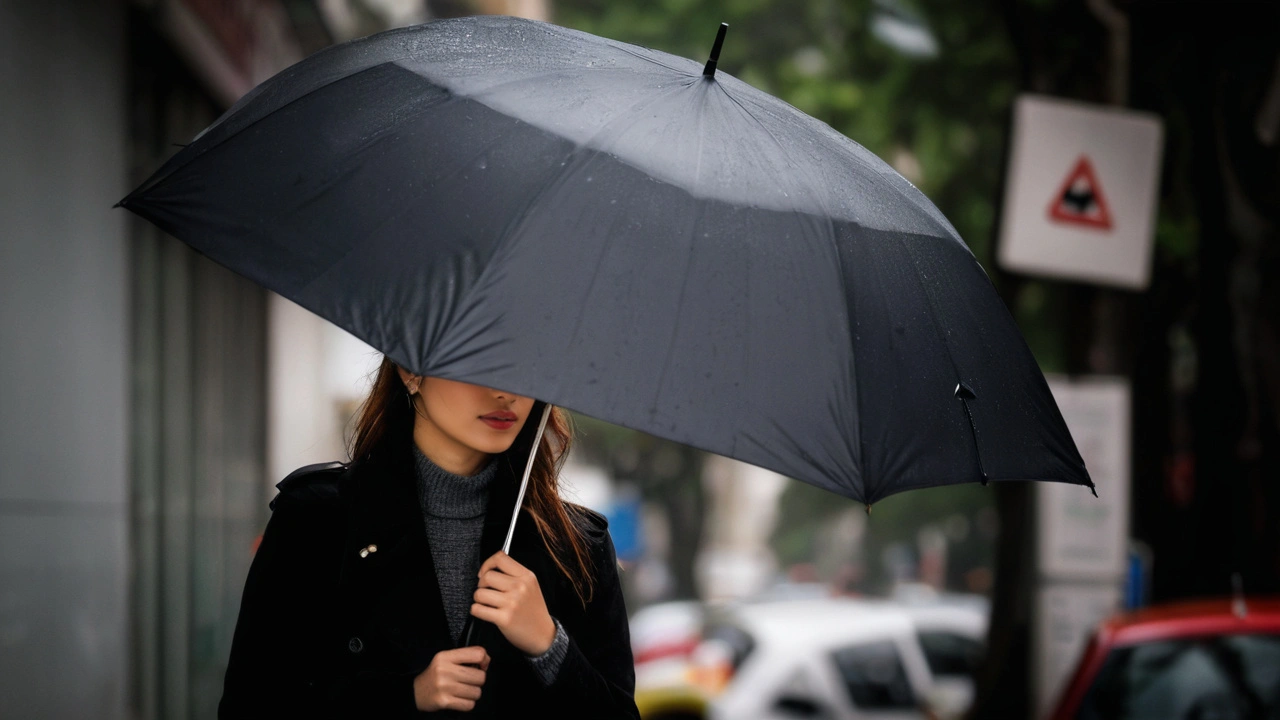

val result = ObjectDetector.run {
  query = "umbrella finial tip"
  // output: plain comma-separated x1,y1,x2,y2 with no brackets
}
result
864,503,872,516
703,22,729,78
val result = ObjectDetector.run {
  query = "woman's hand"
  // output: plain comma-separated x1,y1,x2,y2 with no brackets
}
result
471,551,557,656
413,646,490,713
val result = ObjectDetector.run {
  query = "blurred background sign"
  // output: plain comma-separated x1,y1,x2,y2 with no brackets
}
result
1033,582,1123,719
605,486,644,564
998,95,1164,290
1038,377,1131,580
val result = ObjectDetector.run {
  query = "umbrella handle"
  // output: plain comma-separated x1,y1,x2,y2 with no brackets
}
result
503,403,553,555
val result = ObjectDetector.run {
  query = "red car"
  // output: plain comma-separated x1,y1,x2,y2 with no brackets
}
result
1049,597,1280,720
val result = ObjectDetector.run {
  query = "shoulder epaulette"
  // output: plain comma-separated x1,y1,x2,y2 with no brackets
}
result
271,461,346,509
567,503,610,540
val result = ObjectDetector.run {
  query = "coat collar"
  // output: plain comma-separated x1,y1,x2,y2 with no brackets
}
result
335,442,553,660
337,443,534,564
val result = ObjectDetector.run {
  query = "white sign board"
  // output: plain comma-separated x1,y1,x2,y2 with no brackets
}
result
998,95,1164,290
1039,375,1131,580
1034,582,1123,719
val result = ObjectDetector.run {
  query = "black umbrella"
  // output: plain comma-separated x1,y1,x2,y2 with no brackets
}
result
119,15,1092,507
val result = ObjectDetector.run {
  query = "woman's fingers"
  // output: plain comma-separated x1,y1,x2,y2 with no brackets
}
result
448,664,487,687
415,646,488,712
477,567,518,591
447,678,484,700
470,602,506,625
473,587,507,608
471,553,554,656
444,697,477,712
444,645,489,667
478,550,533,579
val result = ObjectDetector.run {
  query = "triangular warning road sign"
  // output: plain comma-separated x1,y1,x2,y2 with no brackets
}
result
1047,155,1113,230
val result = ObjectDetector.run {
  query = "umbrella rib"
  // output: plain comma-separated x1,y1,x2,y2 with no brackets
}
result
608,41,696,75
729,91,960,242
453,65,670,105
892,234,988,487
561,196,630,357
457,79,698,317
645,237,701,416
719,86,865,497
533,18,692,75
134,68,398,197
435,137,625,380
647,95,711,417
288,98,539,370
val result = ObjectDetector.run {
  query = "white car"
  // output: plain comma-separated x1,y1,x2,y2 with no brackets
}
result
896,601,987,719
631,600,706,667
696,596,987,720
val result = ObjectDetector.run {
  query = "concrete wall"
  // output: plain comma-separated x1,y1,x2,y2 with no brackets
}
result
267,295,379,489
0,1,129,719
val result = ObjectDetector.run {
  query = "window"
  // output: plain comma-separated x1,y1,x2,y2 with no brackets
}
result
1076,633,1280,720
917,631,983,678
830,640,917,710
701,623,756,670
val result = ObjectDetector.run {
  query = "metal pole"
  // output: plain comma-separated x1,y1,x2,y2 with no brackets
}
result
503,403,553,554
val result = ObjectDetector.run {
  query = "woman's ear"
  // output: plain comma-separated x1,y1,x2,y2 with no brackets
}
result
395,365,420,395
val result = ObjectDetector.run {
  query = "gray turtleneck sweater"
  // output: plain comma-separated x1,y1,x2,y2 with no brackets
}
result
412,446,568,684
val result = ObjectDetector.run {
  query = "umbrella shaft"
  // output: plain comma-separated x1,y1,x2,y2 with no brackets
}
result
503,403,553,554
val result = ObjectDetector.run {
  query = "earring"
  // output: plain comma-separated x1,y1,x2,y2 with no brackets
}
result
405,379,430,422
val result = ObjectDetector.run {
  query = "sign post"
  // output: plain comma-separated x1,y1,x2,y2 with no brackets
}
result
1034,376,1131,718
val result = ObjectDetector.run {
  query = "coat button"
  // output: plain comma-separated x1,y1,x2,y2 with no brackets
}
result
348,636,364,654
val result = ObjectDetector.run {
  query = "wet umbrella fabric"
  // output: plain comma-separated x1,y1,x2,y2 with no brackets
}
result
120,15,1091,504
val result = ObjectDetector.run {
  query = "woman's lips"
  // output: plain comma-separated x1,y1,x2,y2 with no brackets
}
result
480,411,518,430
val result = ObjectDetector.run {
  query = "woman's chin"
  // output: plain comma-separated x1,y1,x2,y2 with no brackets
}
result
470,436,518,456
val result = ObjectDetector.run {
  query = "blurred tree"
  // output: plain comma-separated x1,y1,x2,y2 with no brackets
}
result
570,413,707,601
773,478,996,593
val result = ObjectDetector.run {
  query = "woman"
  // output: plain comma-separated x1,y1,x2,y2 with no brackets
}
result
218,358,640,719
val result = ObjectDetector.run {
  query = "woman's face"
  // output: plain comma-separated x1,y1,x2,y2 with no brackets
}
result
407,375,535,473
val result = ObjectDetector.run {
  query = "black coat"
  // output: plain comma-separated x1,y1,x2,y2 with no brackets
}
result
218,445,640,719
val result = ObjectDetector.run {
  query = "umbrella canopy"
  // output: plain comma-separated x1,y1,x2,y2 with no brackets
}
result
120,15,1091,505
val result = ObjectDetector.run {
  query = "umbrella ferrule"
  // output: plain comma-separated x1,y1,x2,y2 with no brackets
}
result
703,22,729,78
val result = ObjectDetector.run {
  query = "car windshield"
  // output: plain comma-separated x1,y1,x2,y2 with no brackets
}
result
1076,633,1280,720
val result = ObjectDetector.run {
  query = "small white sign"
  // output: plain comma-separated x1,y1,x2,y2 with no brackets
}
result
1039,375,1131,580
1034,582,1123,719
998,95,1164,290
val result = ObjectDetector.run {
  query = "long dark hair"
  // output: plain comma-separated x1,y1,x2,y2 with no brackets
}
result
350,357,597,606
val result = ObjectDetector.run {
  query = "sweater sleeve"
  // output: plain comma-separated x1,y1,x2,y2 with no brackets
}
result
218,492,419,719
526,618,570,685
541,530,641,719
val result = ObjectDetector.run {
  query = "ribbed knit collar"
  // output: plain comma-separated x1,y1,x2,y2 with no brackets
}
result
412,444,496,520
